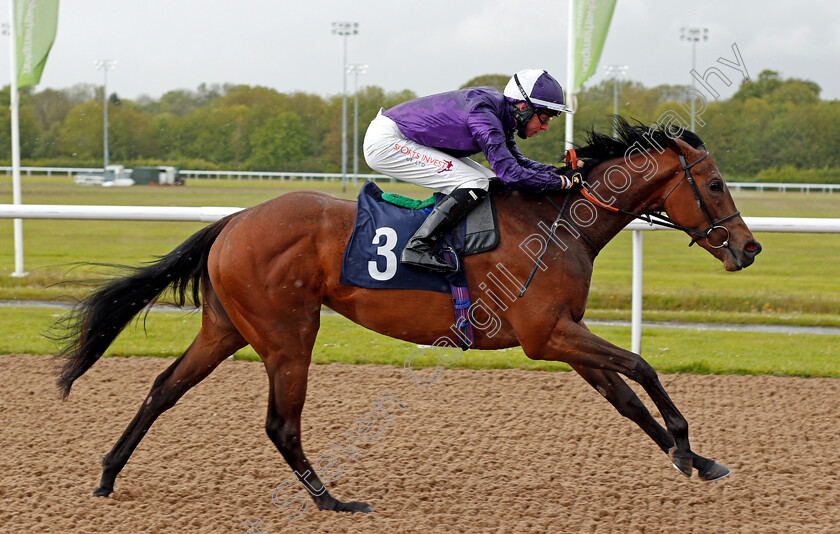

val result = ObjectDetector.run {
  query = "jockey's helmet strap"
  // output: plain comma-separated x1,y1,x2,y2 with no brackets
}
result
510,103,536,140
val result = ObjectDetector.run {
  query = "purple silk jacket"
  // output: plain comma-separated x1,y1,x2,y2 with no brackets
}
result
383,87,565,192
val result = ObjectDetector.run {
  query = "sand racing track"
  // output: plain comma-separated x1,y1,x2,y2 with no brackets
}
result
1,354,838,533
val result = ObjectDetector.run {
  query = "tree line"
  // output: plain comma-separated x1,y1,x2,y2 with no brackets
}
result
1,69,838,182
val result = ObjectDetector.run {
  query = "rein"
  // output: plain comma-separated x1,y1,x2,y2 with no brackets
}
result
519,192,590,297
519,148,741,297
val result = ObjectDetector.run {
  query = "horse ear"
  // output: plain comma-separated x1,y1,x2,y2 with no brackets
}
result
667,136,700,156
663,136,681,152
660,136,685,156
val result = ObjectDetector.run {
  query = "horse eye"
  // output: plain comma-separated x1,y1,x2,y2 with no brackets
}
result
709,180,723,192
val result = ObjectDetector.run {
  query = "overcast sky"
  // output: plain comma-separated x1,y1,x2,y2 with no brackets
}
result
2,0,839,104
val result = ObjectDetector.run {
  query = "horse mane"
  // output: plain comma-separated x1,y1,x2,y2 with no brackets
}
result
574,116,705,167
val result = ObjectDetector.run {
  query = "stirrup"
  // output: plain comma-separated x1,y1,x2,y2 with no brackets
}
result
400,247,456,273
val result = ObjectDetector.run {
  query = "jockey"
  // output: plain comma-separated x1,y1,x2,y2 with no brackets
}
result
364,68,578,273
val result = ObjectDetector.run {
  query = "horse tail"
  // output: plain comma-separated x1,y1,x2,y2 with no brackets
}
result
54,215,234,399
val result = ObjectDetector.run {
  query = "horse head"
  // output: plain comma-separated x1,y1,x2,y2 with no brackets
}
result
654,136,762,271
577,118,761,272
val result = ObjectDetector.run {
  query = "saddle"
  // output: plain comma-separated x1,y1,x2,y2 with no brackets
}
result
340,181,499,293
339,181,500,350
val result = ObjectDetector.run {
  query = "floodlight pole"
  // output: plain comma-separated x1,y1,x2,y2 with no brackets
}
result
332,22,358,193
680,27,708,131
94,59,117,172
347,64,367,188
603,65,628,138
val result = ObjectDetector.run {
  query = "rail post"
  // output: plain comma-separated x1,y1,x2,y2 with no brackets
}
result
631,229,643,354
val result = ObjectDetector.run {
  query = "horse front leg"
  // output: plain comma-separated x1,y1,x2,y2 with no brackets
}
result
570,364,729,481
570,364,675,454
526,319,697,478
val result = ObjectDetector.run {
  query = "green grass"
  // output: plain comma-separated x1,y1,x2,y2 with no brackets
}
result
0,178,838,320
589,231,840,316
585,308,840,328
4,307,837,378
0,176,838,378
0,176,840,325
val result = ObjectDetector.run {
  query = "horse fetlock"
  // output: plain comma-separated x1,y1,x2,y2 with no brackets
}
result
314,494,373,514
343,501,374,514
668,446,693,478
666,418,689,440
658,435,676,454
96,458,121,492
329,500,374,514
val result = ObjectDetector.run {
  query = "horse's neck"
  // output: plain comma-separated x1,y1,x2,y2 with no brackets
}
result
581,154,681,249
498,191,616,259
521,154,680,254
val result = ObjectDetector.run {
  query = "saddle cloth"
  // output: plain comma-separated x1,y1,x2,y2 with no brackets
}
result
339,181,498,293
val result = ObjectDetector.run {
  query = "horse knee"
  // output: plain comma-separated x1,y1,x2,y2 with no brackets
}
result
627,356,658,384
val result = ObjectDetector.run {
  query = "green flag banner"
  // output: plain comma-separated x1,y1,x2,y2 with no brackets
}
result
15,0,60,88
572,0,616,92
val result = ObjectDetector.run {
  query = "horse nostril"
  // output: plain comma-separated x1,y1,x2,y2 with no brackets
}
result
744,241,762,257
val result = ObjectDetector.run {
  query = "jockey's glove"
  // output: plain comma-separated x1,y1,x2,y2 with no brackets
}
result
552,163,586,189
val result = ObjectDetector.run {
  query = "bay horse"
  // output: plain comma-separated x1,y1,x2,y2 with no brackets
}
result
55,119,761,514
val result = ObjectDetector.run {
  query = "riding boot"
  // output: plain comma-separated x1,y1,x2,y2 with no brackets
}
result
401,188,487,272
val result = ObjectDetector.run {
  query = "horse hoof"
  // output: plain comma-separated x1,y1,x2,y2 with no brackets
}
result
669,447,692,478
91,486,112,497
672,462,692,478
338,501,374,514
698,461,731,482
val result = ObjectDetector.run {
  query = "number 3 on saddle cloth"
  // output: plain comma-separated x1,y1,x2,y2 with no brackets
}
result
340,181,499,350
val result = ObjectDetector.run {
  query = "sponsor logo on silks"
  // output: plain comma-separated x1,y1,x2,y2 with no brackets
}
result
392,142,455,173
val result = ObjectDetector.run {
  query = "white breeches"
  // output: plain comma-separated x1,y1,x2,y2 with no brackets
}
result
363,111,494,194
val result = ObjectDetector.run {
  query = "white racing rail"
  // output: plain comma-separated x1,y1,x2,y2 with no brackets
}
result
0,204,242,222
2,166,838,192
624,217,840,352
2,204,839,354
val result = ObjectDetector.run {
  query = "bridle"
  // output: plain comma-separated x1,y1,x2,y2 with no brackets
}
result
658,150,741,247
519,148,741,297
574,148,741,249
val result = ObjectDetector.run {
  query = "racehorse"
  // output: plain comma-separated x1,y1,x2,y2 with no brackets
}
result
55,118,761,514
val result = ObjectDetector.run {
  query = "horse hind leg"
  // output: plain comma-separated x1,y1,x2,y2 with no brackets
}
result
263,357,372,514
236,306,373,514
93,288,246,497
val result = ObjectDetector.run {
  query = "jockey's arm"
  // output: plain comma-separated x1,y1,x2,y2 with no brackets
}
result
466,102,571,192
506,140,556,174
